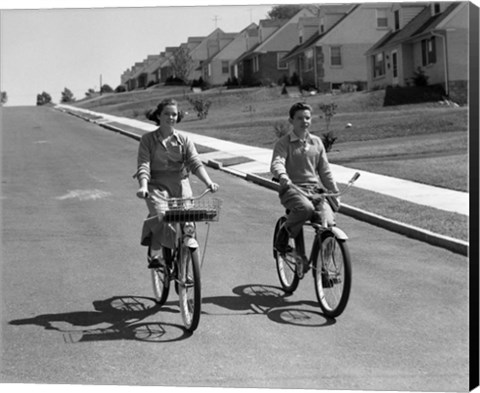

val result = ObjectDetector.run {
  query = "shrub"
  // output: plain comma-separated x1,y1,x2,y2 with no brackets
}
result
187,96,211,119
318,103,337,132
412,67,429,87
115,85,126,93
321,131,337,152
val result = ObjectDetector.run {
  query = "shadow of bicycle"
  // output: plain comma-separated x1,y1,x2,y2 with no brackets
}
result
202,284,336,327
9,295,190,343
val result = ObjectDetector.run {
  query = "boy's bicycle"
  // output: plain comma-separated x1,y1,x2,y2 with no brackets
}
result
273,172,360,318
146,189,221,332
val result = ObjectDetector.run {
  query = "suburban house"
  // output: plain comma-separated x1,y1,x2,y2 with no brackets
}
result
156,46,179,83
121,61,145,90
233,7,317,86
199,23,258,87
186,28,238,82
282,3,396,92
130,54,162,89
365,1,469,104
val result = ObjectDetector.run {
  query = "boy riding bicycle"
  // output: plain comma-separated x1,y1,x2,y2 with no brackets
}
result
270,102,339,273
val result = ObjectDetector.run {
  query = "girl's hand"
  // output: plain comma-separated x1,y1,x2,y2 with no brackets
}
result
136,186,149,199
207,182,219,193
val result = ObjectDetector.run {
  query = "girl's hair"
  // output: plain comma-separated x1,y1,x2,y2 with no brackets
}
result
288,102,313,119
146,98,183,124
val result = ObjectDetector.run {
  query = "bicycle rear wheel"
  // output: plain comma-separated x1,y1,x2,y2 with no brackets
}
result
273,217,299,293
150,248,170,306
178,245,201,332
312,231,351,318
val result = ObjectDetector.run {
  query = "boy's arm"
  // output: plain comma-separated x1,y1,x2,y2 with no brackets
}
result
270,138,290,185
317,144,339,193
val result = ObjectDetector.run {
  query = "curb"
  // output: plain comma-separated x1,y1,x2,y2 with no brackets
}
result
59,107,468,257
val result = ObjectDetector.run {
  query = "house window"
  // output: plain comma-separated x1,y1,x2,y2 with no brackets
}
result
320,17,325,33
372,52,386,78
421,37,436,66
433,3,441,14
277,52,288,70
253,56,259,72
221,61,229,74
394,10,400,30
376,9,388,28
304,49,314,71
330,46,342,66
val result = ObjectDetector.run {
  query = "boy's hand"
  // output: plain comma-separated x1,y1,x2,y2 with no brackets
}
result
279,174,291,187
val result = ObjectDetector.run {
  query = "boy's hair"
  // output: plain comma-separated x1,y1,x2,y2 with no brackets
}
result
289,102,313,119
146,98,183,124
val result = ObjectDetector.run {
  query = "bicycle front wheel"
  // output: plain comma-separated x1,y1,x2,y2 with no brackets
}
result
273,217,299,293
312,231,351,318
151,248,170,306
178,245,201,332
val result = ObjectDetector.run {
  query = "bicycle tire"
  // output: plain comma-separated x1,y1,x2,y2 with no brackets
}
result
178,245,201,332
273,216,300,293
151,248,171,306
312,231,351,318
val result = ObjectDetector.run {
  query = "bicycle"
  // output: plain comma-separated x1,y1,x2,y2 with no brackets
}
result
273,172,360,318
145,188,221,332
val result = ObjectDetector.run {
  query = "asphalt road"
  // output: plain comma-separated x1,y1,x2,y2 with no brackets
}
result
1,106,469,391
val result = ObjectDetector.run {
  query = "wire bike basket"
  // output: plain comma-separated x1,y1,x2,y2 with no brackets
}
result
162,198,222,223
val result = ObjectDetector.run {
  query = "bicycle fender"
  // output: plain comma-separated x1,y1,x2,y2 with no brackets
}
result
183,236,199,248
329,227,348,240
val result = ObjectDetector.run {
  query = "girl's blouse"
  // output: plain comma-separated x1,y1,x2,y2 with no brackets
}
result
136,129,204,186
271,131,338,192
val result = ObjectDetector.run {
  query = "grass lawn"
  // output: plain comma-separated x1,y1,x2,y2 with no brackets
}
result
73,86,470,241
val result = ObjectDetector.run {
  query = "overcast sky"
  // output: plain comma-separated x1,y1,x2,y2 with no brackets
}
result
0,1,287,106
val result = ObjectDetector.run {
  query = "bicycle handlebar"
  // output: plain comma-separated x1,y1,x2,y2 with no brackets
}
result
148,188,213,203
290,172,361,199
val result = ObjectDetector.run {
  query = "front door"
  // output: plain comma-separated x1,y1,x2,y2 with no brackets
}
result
391,50,398,85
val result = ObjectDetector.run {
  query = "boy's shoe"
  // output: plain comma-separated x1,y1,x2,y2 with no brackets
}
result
275,224,293,254
296,255,309,279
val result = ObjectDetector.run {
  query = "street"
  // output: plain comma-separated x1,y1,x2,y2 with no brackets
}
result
1,106,469,391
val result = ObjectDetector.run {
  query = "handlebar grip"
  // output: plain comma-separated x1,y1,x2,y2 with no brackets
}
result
351,172,360,182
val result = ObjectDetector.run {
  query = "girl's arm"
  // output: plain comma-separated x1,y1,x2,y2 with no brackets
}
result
194,166,219,192
136,135,152,198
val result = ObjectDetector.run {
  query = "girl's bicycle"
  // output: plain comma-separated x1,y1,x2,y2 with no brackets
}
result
273,172,360,318
146,188,221,332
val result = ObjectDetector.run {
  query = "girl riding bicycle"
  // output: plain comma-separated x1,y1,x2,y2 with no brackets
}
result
271,102,339,272
134,98,219,269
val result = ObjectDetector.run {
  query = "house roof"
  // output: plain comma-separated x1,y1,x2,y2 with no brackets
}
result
282,4,358,61
366,2,463,54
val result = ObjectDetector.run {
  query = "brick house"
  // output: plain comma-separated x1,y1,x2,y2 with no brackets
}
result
233,8,317,86
365,1,469,104
186,28,238,82
199,23,258,87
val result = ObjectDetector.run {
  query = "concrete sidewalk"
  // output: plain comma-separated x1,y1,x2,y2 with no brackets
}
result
58,104,469,216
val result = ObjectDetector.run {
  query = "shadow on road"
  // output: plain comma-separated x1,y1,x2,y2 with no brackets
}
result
202,284,336,327
9,295,190,343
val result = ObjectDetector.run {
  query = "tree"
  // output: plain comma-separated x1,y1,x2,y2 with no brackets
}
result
61,87,75,103
1,91,7,105
100,84,113,93
170,46,195,83
267,5,303,20
85,88,96,98
36,91,52,106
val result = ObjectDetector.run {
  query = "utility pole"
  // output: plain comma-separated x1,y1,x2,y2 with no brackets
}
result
100,74,102,95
